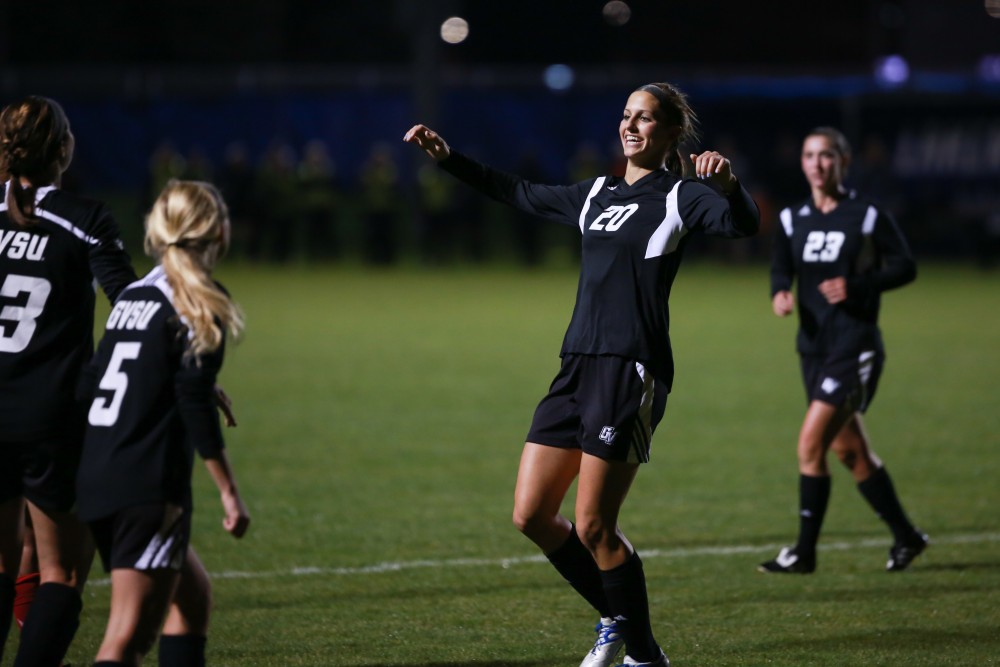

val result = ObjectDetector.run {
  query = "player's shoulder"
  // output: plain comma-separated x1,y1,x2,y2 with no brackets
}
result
106,269,180,335
650,169,683,192
35,188,113,238
38,188,109,220
781,198,813,219
117,266,174,306
842,188,882,210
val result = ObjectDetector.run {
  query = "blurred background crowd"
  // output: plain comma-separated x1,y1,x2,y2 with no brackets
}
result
2,0,998,266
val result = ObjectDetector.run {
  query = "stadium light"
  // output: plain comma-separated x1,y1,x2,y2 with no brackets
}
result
544,64,575,91
440,16,469,45
874,55,910,88
603,1,632,26
979,55,1000,82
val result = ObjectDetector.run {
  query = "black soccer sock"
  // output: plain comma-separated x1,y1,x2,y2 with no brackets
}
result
0,572,15,664
547,525,611,617
159,633,207,667
795,474,831,556
600,551,660,663
12,582,82,667
93,662,129,666
858,466,916,542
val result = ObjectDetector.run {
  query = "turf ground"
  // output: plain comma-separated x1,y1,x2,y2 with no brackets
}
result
10,261,998,666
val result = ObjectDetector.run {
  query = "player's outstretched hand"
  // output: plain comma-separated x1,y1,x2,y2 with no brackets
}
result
772,290,795,316
404,124,451,161
690,150,738,194
221,487,251,538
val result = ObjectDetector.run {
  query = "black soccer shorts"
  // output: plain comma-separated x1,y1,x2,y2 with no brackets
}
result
0,436,82,512
526,354,668,463
89,502,191,573
800,348,884,412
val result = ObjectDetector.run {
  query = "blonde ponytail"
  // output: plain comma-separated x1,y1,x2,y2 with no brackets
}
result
145,180,243,359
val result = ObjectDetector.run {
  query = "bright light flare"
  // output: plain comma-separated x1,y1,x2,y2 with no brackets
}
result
603,1,632,26
440,17,469,45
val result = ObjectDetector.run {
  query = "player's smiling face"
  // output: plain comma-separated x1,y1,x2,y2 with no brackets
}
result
620,91,676,169
801,135,846,192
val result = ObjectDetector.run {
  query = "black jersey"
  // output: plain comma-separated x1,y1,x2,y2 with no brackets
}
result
770,191,916,357
0,182,136,441
440,151,759,388
76,266,226,521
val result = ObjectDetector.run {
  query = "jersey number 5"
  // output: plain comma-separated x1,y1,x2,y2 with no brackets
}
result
803,231,845,262
0,274,52,353
89,342,142,427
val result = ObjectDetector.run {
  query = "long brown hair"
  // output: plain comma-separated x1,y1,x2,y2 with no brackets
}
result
635,82,700,177
144,180,244,359
0,96,74,226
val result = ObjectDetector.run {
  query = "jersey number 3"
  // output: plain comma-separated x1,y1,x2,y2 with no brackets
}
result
803,231,845,262
0,274,52,353
89,342,142,427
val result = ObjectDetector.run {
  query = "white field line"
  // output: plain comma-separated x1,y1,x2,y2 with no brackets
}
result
87,531,1000,586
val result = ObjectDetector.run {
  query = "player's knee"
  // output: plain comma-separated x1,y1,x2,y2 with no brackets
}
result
835,447,857,469
177,590,212,634
575,517,614,553
511,506,539,537
172,569,213,634
797,442,823,467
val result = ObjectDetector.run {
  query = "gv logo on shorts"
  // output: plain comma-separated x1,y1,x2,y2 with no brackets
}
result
599,426,617,445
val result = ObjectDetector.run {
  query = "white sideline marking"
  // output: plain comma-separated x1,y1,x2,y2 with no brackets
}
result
88,532,1000,586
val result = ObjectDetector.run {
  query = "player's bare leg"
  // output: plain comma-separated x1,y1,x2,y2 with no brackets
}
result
159,547,211,667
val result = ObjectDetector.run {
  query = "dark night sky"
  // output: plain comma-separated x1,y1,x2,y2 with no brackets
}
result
1,0,996,73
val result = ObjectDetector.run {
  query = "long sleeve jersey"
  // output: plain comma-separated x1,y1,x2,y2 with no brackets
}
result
770,190,916,357
0,182,137,441
77,266,226,520
440,151,760,388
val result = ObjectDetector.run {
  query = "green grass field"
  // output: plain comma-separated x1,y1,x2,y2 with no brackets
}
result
11,261,998,666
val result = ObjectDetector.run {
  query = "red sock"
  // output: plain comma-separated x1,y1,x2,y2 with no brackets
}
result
13,572,40,629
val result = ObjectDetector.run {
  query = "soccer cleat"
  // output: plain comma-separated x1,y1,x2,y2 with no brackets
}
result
615,650,671,666
886,531,929,571
580,617,625,667
758,546,816,574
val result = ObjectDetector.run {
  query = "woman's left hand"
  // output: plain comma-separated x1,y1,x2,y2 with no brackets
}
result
221,488,251,538
818,277,848,304
215,384,237,427
690,150,738,194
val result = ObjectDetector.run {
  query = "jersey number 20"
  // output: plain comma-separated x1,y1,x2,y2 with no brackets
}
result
89,342,142,426
803,231,845,262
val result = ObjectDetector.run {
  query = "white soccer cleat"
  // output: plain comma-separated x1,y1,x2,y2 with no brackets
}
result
580,617,625,667
616,650,670,666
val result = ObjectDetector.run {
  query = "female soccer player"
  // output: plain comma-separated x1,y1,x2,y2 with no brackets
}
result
405,82,760,667
759,127,927,574
0,95,137,665
77,180,250,666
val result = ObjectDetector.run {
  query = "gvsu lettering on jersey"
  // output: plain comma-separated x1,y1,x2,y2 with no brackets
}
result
0,230,48,261
590,204,639,232
106,300,161,331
